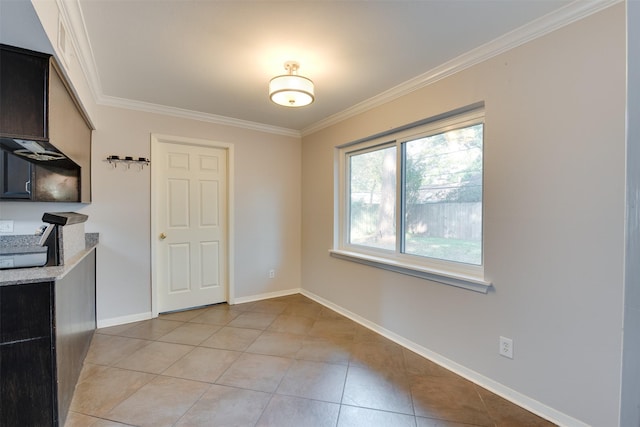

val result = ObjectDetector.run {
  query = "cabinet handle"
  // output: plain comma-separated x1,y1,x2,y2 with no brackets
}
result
159,233,167,240
25,180,31,194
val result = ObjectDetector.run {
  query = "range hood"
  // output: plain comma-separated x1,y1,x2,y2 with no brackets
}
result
0,136,80,170
1,44,93,202
0,44,87,173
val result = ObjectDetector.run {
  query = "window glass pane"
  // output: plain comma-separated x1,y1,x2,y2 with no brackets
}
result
403,123,483,265
349,145,396,250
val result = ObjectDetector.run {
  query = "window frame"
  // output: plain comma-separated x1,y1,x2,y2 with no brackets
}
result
332,108,491,293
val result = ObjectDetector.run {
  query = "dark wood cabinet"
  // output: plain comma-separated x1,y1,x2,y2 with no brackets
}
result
0,149,34,199
1,321,56,426
0,281,55,426
54,250,96,422
0,280,52,342
0,44,92,203
0,46,48,139
0,249,96,426
0,149,81,201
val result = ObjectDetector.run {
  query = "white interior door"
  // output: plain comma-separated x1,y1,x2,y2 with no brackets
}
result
154,138,228,313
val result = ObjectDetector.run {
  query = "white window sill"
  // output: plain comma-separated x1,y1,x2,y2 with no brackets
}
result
329,249,492,294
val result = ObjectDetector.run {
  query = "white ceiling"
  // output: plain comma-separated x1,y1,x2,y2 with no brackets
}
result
4,0,611,134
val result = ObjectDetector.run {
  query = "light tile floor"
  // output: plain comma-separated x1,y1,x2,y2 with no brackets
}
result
65,294,556,427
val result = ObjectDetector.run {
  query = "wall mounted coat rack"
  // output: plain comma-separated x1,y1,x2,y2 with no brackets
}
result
105,155,150,170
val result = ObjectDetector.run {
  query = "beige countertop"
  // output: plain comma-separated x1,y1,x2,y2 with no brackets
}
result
0,233,98,286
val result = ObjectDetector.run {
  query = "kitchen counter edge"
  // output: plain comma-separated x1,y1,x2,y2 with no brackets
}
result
0,233,99,286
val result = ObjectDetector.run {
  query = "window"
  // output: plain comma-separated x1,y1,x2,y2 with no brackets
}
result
333,108,490,293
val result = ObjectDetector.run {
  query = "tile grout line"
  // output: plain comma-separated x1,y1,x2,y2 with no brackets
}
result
401,348,420,427
70,297,551,426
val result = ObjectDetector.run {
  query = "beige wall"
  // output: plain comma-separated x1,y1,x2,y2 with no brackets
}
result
301,5,626,426
621,1,640,425
91,106,302,322
1,104,302,324
2,2,302,326
2,1,632,424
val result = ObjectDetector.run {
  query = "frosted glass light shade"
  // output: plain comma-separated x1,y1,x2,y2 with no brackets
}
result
269,74,315,107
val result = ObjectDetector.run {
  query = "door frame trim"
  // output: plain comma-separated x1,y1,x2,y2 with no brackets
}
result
150,133,235,317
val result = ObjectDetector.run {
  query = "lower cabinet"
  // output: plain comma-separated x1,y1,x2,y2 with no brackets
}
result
0,281,55,426
1,337,56,425
0,249,96,426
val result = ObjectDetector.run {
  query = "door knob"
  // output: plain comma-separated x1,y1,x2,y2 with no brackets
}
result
159,232,167,240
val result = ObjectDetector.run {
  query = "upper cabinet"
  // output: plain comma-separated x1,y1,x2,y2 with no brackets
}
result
0,44,93,203
0,46,48,138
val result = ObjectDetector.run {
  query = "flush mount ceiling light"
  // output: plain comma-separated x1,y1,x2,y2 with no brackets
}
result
269,61,315,107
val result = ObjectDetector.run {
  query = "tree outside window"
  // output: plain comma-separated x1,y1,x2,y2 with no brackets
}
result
346,117,483,266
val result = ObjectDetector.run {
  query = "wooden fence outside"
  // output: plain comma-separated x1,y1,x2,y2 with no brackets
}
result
351,202,481,240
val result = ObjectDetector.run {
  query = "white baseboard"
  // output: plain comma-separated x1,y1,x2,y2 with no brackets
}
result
300,289,589,427
94,289,587,426
231,287,301,305
97,311,152,329
95,287,302,328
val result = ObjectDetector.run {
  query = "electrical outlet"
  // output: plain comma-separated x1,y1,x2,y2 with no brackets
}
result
499,336,513,359
268,269,275,279
0,220,14,233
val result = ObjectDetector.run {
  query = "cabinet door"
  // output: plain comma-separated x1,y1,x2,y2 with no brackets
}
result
0,282,56,426
0,45,49,139
0,281,52,343
0,338,56,426
0,149,33,199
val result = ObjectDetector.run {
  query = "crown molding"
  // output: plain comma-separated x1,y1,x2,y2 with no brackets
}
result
99,95,301,137
57,0,620,138
55,0,103,104
301,0,622,136
56,0,300,138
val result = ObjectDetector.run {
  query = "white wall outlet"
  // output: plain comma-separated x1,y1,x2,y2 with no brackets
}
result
268,269,275,279
0,220,14,233
499,336,513,359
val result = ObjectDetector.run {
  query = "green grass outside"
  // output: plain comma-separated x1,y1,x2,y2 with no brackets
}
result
404,235,481,265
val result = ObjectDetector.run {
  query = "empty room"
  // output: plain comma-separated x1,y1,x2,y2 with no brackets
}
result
0,1,638,426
